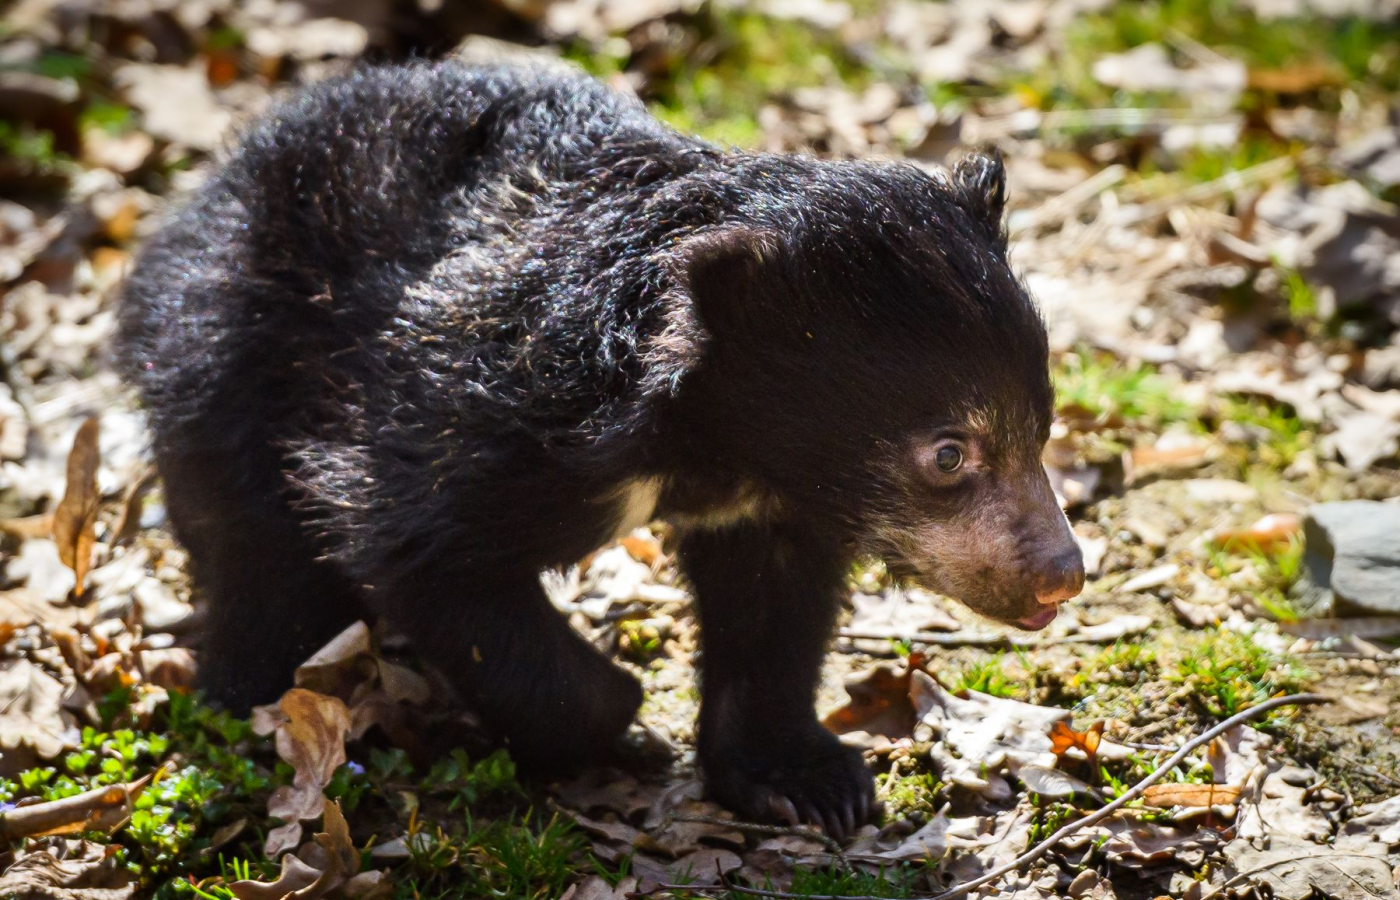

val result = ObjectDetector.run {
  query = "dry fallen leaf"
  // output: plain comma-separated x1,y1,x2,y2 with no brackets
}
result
1210,513,1302,554
0,513,55,540
231,799,385,900
0,769,159,839
0,840,137,900
1128,433,1213,482
1048,720,1103,765
1222,834,1396,900
821,653,925,741
252,689,352,857
1141,783,1242,809
911,671,1069,799
1017,764,1095,800
0,657,76,762
52,417,101,597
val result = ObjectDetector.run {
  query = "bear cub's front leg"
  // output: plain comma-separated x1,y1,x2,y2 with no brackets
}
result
680,520,875,840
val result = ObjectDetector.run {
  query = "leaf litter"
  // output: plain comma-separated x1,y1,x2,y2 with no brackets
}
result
2,0,1400,897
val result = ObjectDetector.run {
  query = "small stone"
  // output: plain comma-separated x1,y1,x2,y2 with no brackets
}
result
1304,501,1400,616
134,577,193,631
1067,869,1100,898
1362,340,1400,391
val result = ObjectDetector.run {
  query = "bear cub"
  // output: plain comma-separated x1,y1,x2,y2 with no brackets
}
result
117,61,1084,838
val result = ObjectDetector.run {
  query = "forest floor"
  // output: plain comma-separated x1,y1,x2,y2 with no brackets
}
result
2,1,1400,899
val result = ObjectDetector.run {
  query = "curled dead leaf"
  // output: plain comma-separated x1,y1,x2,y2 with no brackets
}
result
0,769,159,839
1049,720,1104,765
232,799,386,900
821,652,925,740
52,417,102,597
253,688,351,856
619,531,663,567
0,841,137,900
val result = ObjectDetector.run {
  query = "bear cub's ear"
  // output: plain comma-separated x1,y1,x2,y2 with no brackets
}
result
672,227,777,334
952,149,1007,234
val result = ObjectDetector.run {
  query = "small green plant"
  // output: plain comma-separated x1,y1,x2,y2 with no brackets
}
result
1169,629,1311,720
1027,800,1078,844
949,655,1022,699
618,618,664,661
78,100,135,136
1070,640,1160,696
1234,536,1307,622
1279,267,1319,321
1054,350,1196,425
1218,396,1313,468
785,865,919,898
0,121,66,168
2,691,285,898
421,748,523,811
397,812,584,900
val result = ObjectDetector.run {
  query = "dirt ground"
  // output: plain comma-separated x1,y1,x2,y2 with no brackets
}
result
2,0,1400,898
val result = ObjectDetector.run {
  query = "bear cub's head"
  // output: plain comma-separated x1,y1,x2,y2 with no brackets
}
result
666,151,1084,628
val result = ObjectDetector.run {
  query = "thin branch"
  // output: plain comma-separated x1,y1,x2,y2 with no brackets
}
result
924,693,1332,900
627,693,1331,900
1009,165,1127,237
835,628,1144,650
631,882,879,900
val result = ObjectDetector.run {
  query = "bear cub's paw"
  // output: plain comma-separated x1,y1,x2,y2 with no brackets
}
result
703,723,878,842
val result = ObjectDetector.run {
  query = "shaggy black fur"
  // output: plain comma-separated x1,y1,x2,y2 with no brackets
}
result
116,61,1081,837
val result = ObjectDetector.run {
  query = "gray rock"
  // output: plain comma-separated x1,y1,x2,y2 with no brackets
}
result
1304,501,1400,616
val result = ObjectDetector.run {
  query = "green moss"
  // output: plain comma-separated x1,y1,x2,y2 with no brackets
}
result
876,769,943,821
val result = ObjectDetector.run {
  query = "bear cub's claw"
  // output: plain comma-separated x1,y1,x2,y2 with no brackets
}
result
703,724,879,843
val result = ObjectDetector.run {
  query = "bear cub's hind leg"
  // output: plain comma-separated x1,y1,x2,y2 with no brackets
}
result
156,446,368,713
681,521,877,841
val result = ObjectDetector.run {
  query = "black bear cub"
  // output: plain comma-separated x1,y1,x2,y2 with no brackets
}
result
117,61,1084,838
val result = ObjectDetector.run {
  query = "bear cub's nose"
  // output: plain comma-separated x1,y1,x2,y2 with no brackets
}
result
1033,548,1086,606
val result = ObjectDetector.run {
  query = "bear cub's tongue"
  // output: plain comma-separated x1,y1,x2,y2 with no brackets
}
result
1015,606,1058,630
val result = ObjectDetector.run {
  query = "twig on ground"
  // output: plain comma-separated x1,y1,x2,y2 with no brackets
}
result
633,883,879,900
628,693,1331,900
923,693,1331,900
834,628,1143,650
668,813,852,872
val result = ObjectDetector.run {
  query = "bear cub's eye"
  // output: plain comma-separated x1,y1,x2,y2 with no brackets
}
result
934,445,963,472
